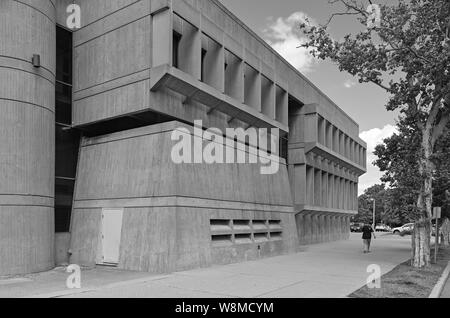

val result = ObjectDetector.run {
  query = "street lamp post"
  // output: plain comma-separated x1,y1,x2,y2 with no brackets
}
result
371,198,376,230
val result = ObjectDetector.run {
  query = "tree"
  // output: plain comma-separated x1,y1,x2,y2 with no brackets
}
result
356,184,414,226
358,184,386,224
300,0,450,267
374,120,450,220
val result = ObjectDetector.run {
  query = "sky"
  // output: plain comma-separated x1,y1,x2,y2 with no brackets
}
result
220,0,399,194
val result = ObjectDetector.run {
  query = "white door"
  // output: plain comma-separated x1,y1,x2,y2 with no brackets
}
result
100,208,123,265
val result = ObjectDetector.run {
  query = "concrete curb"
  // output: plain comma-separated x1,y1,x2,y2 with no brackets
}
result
429,261,450,298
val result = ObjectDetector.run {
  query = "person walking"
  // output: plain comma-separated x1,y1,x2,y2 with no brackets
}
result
362,223,376,253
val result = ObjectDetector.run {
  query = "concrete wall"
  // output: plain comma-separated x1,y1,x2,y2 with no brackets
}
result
0,0,55,276
56,0,365,267
64,0,362,139
288,103,365,245
70,122,298,273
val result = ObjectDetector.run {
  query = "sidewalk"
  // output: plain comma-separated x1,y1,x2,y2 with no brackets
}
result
0,233,411,298
439,262,450,298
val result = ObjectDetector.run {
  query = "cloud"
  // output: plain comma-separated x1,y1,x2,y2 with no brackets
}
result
262,12,318,74
358,125,398,195
344,79,357,88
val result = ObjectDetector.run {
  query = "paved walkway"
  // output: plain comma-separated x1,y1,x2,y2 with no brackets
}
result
440,274,450,298
0,233,411,298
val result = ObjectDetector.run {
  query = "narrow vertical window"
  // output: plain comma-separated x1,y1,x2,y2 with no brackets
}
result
201,48,207,82
55,26,80,233
172,31,181,68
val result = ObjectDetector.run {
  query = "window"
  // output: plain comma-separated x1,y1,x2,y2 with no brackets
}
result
201,48,207,82
172,31,181,68
55,26,80,233
280,136,288,162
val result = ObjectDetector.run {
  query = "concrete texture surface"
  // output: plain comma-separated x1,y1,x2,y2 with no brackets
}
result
438,264,450,298
0,233,411,298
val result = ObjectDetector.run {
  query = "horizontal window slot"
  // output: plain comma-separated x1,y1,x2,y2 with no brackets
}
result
269,220,282,231
210,219,232,232
211,234,233,246
254,233,269,242
252,220,268,231
233,219,251,231
234,233,252,244
270,232,283,240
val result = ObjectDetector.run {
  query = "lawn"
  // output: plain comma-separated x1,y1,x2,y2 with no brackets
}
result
350,245,450,298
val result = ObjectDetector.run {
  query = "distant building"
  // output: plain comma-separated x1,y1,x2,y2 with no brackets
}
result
0,0,366,276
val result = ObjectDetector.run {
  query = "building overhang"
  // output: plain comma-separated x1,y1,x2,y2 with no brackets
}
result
150,64,289,133
295,205,358,216
304,142,366,176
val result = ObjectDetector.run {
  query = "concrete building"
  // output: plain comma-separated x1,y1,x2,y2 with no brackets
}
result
0,0,366,276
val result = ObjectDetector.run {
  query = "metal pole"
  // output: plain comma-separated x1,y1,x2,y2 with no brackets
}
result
372,199,376,229
435,212,438,264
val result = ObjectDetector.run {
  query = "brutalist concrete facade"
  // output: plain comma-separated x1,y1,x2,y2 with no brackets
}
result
0,0,366,276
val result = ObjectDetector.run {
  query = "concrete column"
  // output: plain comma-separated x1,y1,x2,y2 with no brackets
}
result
348,181,355,211
345,136,350,159
306,166,314,206
244,64,261,111
337,217,342,240
312,214,319,243
296,213,304,244
304,213,312,245
0,0,56,275
324,215,330,242
322,171,328,208
314,169,321,207
334,176,339,209
363,149,367,168
326,122,333,149
224,51,244,102
153,9,173,67
337,216,342,240
348,180,352,210
261,76,275,119
343,179,349,210
327,174,333,208
178,21,201,80
202,35,225,92
330,216,336,241
318,215,324,243
339,132,345,156
275,86,288,126
305,114,318,143
333,127,339,153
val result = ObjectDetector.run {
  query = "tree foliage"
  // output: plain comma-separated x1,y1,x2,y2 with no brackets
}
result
374,120,450,218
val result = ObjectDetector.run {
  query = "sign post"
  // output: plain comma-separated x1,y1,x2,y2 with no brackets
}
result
433,207,442,264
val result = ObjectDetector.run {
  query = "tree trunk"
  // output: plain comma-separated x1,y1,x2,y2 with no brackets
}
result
412,129,434,268
412,218,431,267
441,219,450,246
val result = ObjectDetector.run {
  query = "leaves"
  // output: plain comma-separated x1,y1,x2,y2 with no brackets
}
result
373,119,450,219
299,0,450,120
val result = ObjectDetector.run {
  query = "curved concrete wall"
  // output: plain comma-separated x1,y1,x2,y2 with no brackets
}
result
0,0,55,275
